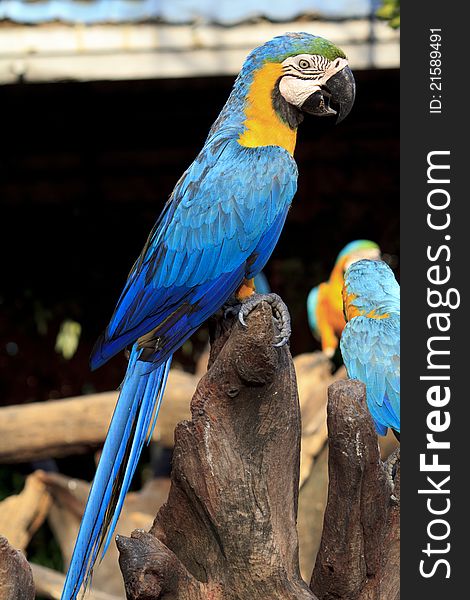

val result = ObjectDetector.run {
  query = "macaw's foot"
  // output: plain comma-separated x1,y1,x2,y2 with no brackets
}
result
223,297,242,319
386,446,400,502
238,293,291,347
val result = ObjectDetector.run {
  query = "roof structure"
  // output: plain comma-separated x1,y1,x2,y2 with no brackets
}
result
0,0,398,83
1,0,382,24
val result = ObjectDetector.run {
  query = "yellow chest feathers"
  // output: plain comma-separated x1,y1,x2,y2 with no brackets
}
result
238,63,297,156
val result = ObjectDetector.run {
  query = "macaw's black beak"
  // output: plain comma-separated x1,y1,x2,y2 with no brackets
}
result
301,65,356,124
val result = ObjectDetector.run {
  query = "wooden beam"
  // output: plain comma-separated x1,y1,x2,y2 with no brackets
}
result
0,351,340,469
0,369,194,463
30,563,120,600
0,21,399,83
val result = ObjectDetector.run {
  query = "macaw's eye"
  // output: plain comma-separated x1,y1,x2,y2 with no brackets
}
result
298,59,310,69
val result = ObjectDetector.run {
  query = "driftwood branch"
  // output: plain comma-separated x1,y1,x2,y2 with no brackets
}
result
0,536,34,600
0,472,51,552
310,380,400,600
30,563,121,600
0,370,194,463
117,303,316,599
0,352,337,470
34,352,340,597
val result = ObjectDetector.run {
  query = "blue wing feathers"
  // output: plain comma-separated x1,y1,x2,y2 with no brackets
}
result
62,350,172,599
246,205,291,279
100,356,171,557
91,142,296,371
340,314,400,435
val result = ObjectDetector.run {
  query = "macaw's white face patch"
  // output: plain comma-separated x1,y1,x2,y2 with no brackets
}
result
279,54,349,108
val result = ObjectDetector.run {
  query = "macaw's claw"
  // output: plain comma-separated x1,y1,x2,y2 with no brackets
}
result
237,293,291,347
223,297,242,320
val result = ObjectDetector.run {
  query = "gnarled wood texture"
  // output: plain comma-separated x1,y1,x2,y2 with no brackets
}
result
117,303,316,600
310,380,400,600
0,536,34,600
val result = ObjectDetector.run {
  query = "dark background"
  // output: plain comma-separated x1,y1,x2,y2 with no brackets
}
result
0,67,399,411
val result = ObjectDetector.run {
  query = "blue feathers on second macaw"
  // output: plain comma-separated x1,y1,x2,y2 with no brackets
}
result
62,33,355,599
340,259,400,437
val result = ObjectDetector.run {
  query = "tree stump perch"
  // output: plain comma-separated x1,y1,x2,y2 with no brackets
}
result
116,306,399,600
117,303,316,600
0,536,34,600
310,380,400,600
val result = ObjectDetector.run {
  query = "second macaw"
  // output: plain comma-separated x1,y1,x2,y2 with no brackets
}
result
62,32,355,599
307,240,381,357
340,259,400,437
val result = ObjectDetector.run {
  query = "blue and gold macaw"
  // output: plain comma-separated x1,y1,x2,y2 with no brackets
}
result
307,240,381,357
62,33,355,599
340,259,400,437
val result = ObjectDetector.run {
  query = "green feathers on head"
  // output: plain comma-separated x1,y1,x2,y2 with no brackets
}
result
249,32,347,66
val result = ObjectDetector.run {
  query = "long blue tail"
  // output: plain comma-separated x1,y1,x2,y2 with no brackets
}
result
61,347,172,600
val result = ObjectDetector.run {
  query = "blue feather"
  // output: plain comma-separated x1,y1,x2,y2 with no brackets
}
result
61,349,172,599
340,260,400,436
100,357,171,557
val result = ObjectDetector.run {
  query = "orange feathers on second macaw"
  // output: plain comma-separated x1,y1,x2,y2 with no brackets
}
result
307,240,381,357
